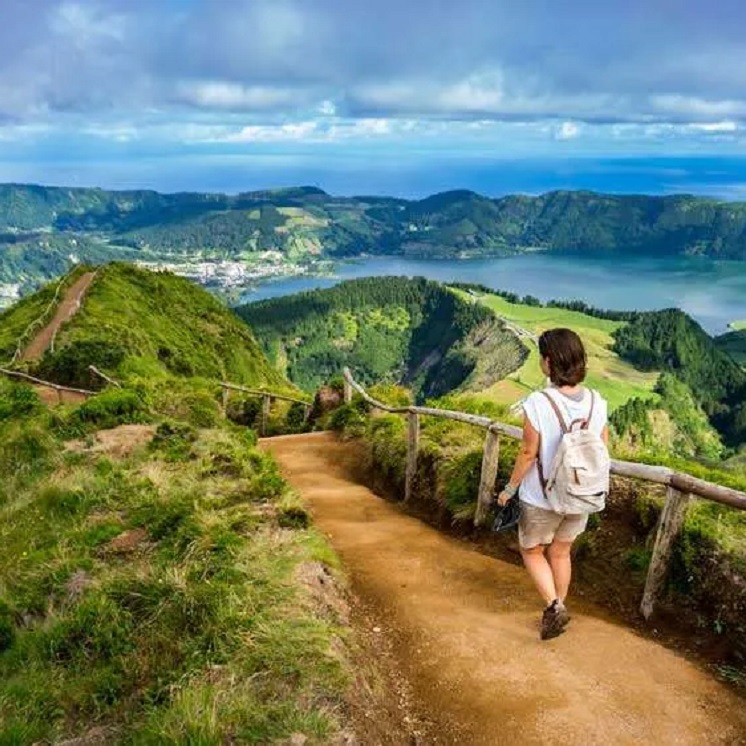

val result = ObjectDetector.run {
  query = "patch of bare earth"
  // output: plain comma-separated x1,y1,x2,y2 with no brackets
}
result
294,560,440,745
66,424,156,458
102,528,150,556
33,385,87,407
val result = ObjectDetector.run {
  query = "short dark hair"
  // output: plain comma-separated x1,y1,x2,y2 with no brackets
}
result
538,328,587,386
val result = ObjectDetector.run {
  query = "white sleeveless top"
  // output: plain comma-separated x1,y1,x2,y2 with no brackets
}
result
520,387,608,510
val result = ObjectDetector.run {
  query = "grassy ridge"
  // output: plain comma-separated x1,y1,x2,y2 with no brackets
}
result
0,377,351,744
238,277,527,400
24,263,290,391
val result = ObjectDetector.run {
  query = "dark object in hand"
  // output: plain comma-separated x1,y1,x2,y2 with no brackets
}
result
492,496,521,533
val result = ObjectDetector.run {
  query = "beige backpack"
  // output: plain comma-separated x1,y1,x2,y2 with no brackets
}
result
539,390,610,515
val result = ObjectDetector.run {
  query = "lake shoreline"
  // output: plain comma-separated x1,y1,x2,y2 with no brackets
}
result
236,254,746,335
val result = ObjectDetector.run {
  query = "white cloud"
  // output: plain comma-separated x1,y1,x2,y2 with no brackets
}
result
650,95,746,120
220,121,319,143
557,121,580,140
318,100,337,116
176,81,304,111
688,120,738,133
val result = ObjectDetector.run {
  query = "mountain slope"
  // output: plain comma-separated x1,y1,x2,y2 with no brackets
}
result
717,329,746,366
237,277,527,399
613,309,746,446
3,183,746,292
3,263,288,392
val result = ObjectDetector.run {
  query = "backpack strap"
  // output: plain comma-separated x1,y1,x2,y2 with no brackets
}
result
536,391,566,496
540,391,569,433
583,390,596,431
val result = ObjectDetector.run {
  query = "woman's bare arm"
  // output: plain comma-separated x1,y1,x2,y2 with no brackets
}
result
497,417,540,505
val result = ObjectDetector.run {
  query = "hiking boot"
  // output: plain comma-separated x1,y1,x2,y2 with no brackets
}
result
540,600,570,640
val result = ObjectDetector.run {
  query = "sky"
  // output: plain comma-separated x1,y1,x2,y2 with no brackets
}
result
1,0,745,198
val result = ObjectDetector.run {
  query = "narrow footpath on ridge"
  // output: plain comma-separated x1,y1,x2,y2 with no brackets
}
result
20,271,97,363
262,432,746,745
14,270,97,406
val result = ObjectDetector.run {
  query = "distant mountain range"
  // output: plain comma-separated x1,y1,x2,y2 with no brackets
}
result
2,183,746,291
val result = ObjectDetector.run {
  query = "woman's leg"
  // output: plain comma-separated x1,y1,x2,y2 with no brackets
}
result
520,545,557,605
547,540,573,603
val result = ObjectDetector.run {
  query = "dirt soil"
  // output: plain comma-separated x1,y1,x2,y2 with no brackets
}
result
33,386,88,407
262,432,746,745
20,271,97,363
65,425,156,458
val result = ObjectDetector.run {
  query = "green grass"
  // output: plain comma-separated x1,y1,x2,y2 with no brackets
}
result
31,263,292,391
0,379,351,744
728,320,746,331
460,291,659,410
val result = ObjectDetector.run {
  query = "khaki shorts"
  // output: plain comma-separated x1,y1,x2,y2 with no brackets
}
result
518,502,588,549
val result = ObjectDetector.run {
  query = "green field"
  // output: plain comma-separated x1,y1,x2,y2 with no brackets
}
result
728,320,746,331
457,291,659,411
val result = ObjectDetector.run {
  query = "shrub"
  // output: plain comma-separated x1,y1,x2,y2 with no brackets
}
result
226,396,261,427
0,423,56,482
0,383,41,422
0,599,15,652
68,389,148,431
45,593,134,664
149,421,198,462
440,450,483,517
285,401,309,432
36,340,126,388
328,402,368,435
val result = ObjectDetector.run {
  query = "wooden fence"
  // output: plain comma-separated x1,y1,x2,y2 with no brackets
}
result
0,366,96,402
219,382,312,437
342,367,746,619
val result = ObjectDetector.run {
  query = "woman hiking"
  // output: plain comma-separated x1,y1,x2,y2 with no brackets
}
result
497,328,609,640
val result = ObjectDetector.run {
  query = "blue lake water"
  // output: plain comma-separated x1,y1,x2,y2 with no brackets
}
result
239,254,746,335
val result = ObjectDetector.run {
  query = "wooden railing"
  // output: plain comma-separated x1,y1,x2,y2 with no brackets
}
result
8,268,76,365
0,366,96,401
342,367,746,619
219,382,312,436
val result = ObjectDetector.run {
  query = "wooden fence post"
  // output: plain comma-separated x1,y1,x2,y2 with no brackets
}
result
343,379,352,404
640,486,691,620
475,428,501,526
222,387,229,414
261,395,271,437
405,410,420,502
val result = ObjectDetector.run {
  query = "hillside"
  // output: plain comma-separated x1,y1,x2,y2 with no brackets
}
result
0,260,393,742
3,183,746,292
613,309,746,447
3,263,289,392
455,288,659,411
717,329,746,366
237,277,527,399
0,371,365,743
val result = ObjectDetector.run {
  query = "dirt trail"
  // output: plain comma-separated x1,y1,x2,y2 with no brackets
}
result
20,271,97,362
263,432,746,746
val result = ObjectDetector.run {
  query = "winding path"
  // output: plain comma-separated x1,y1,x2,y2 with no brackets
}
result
263,432,746,745
11,270,97,405
19,271,96,362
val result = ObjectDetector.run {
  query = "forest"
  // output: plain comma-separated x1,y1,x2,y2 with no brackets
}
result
237,276,527,399
612,309,746,447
